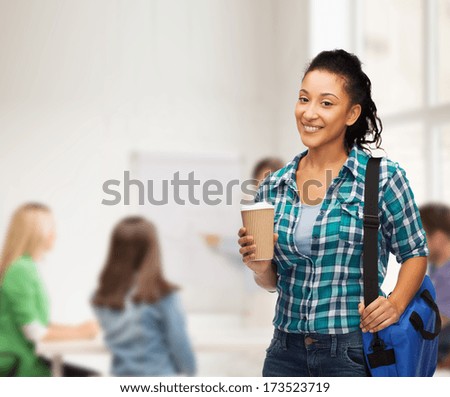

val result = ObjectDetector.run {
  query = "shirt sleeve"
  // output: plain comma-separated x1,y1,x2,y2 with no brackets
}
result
22,321,48,343
2,265,44,328
160,293,197,376
380,163,429,264
254,177,272,204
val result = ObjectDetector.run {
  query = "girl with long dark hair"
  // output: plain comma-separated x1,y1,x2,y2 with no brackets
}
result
93,216,196,376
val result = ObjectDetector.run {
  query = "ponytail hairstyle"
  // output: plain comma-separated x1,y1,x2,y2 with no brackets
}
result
303,49,383,152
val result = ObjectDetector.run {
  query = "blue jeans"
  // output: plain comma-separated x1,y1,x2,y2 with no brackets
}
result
262,329,370,377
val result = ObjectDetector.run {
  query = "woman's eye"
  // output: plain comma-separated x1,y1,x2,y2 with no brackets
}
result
298,97,309,103
322,101,333,107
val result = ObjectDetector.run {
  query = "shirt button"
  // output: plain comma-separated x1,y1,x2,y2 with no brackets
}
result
313,235,319,240
320,210,325,216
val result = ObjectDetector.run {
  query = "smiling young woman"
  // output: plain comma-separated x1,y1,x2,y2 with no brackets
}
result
238,49,428,377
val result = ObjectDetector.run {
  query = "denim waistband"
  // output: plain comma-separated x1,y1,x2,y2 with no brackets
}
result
273,328,363,358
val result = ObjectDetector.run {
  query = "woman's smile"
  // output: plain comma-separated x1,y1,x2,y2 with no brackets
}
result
302,123,323,133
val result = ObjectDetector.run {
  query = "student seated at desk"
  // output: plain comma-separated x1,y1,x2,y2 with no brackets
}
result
0,203,98,377
92,216,196,377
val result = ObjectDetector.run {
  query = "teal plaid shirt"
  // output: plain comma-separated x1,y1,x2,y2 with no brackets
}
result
255,145,428,334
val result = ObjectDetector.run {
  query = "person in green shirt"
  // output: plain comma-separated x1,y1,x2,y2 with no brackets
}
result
0,203,98,376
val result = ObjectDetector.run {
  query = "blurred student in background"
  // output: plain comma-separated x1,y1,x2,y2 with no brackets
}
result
204,157,285,253
251,158,286,193
92,216,196,377
0,203,98,377
419,203,450,367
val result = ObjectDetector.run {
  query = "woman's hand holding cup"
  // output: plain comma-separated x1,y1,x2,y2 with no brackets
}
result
238,227,278,274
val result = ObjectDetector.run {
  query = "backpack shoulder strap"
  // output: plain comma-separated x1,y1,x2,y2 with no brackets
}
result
363,157,382,307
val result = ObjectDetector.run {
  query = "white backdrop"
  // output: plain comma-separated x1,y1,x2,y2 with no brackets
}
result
0,0,309,323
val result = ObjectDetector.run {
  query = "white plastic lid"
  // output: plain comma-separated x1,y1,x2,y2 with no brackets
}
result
240,201,274,211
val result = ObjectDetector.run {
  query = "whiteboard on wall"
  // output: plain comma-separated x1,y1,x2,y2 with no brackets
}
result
131,151,246,313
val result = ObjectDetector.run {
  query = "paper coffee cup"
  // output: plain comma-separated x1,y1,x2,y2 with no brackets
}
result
241,202,275,260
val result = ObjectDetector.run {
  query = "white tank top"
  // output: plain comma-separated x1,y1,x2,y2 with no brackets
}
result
294,201,322,257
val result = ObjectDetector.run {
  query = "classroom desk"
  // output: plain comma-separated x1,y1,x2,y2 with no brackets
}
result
36,324,272,376
36,337,109,376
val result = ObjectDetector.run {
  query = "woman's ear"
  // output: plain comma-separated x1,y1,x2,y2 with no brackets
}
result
346,104,362,126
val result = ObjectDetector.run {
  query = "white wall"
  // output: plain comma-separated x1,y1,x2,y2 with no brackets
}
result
273,1,310,161
0,0,309,322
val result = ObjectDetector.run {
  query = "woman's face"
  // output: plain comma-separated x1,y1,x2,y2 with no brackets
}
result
295,69,361,151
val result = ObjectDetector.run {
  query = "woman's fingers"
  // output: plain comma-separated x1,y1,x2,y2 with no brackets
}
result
367,318,393,333
238,234,254,247
238,229,277,246
239,244,256,256
238,227,246,237
358,302,365,315
360,297,384,331
237,229,277,265
360,297,400,333
237,227,256,264
360,307,388,332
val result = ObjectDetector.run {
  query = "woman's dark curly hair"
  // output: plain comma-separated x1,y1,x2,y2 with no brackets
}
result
303,49,383,152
